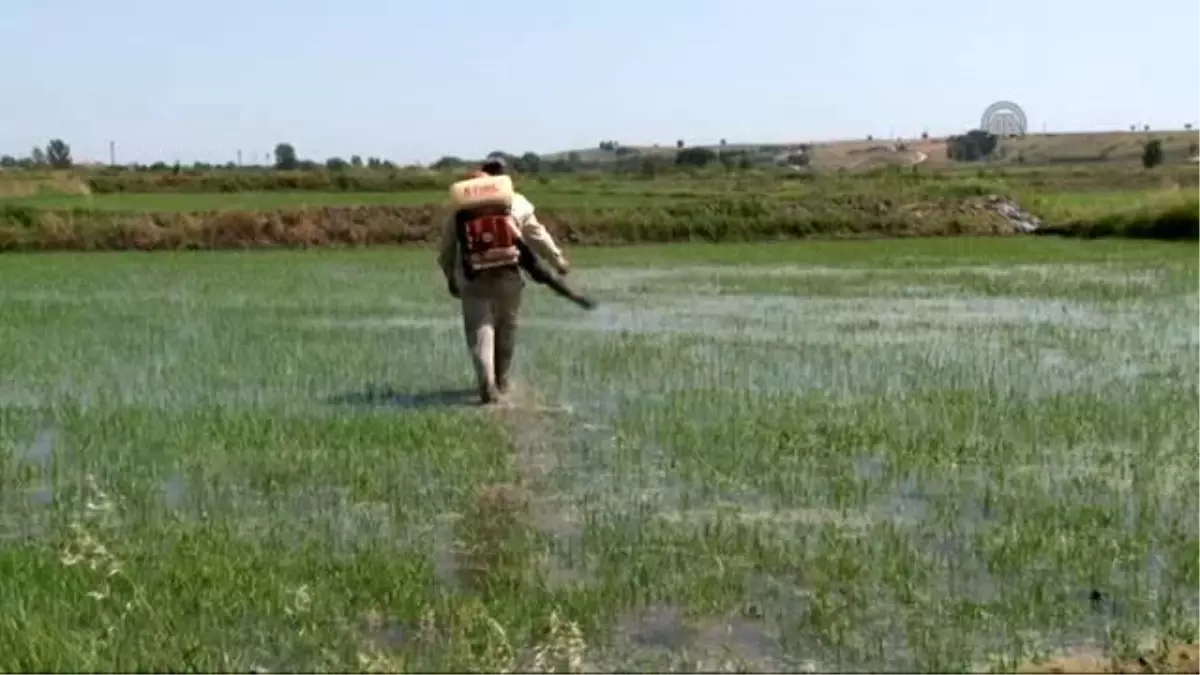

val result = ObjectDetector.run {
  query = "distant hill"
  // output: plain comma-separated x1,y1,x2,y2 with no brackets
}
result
539,129,1200,170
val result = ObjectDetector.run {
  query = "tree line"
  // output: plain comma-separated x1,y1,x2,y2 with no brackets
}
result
6,130,1196,176
944,129,1195,168
1,139,73,169
0,139,761,174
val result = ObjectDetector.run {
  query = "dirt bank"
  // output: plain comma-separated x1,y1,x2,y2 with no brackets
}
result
1015,642,1198,674
1034,199,1200,240
0,196,1194,252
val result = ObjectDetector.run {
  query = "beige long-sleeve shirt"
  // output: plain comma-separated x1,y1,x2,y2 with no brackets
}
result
438,193,567,287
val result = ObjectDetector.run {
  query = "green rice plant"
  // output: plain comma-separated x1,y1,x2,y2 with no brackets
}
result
0,238,1195,671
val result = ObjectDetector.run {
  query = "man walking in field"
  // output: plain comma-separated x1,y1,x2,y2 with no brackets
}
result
437,158,571,405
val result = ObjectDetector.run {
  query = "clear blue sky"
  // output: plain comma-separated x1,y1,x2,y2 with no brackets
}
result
4,0,1197,165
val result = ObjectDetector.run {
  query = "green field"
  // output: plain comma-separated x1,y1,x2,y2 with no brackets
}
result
1024,189,1196,218
1,162,1197,255
0,239,1196,671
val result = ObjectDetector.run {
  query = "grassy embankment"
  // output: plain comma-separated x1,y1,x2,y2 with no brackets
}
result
0,238,1196,671
0,162,1196,251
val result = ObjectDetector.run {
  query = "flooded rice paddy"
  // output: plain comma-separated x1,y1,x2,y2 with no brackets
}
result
0,239,1196,672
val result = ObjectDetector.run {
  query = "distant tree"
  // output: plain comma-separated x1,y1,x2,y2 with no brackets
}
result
598,141,618,151
516,151,542,174
719,149,748,170
149,161,169,171
720,138,727,147
866,134,873,141
946,129,998,162
350,155,363,167
565,151,582,168
1130,124,1137,132
615,146,636,157
274,142,298,170
1188,142,1199,158
30,146,46,166
675,146,716,167
431,156,465,171
325,156,349,171
486,150,508,160
1141,139,1164,168
45,139,72,168
921,130,929,140
676,139,685,149
1143,124,1151,132
0,155,16,168
1186,123,1194,131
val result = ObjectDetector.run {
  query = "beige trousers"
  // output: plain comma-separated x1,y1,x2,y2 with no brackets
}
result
460,267,524,402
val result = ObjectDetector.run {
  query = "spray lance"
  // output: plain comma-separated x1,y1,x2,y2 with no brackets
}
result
514,236,596,310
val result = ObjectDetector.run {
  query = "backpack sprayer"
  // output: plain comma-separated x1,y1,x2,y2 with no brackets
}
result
449,174,597,310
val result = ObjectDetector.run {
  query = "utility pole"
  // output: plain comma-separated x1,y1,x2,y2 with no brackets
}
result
109,140,115,166
237,149,243,166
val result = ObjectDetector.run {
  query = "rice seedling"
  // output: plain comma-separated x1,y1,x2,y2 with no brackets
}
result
0,238,1194,671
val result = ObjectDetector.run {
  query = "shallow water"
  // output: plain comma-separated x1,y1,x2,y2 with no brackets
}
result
0,251,1195,671
511,261,1197,668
